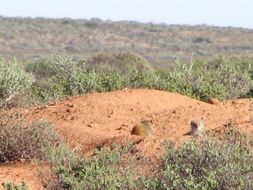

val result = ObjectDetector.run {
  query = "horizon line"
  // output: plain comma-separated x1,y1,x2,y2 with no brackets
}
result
1,15,253,30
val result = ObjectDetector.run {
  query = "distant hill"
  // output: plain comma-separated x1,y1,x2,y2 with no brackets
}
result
1,16,253,66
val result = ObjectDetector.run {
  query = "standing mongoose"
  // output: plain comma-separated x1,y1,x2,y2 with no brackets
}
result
131,120,153,137
184,119,205,136
190,119,205,136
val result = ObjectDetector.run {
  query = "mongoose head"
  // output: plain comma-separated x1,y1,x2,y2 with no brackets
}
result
131,120,153,137
141,119,153,126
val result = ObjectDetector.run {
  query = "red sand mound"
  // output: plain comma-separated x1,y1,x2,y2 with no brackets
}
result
0,89,253,188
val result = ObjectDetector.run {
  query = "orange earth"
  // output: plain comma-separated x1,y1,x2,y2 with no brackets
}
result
0,89,253,189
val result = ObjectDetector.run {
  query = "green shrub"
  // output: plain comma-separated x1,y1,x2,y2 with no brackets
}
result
24,58,66,103
150,58,253,100
50,145,138,190
150,71,196,97
204,58,253,99
45,143,157,190
157,129,253,190
25,58,56,79
42,56,127,96
2,181,29,190
25,55,253,104
0,58,34,100
49,56,87,96
29,82,65,104
86,52,154,74
99,72,127,92
0,120,62,162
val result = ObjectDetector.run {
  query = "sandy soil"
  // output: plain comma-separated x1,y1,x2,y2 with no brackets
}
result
0,89,252,189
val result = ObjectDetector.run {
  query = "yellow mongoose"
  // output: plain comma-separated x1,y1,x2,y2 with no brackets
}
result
184,119,205,136
190,119,205,136
131,120,153,137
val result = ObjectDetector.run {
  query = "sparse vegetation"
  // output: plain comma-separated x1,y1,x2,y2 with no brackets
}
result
0,58,34,100
2,181,29,190
13,119,253,190
0,120,62,162
157,128,253,190
23,55,253,105
0,120,148,189
49,145,138,190
152,58,253,99
2,119,253,190
86,52,154,73
1,17,253,66
0,54,252,108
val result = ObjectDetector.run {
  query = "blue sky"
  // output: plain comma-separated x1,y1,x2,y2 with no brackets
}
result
1,0,253,28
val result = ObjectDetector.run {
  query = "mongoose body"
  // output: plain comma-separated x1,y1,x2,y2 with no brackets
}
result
131,120,153,137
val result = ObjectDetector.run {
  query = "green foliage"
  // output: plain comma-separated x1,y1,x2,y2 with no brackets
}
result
2,181,29,190
206,56,253,99
149,58,253,99
25,55,253,104
51,145,137,190
98,72,127,92
43,135,154,190
0,120,62,162
157,130,253,190
86,52,154,74
0,58,34,99
29,56,128,101
25,58,56,79
49,56,87,96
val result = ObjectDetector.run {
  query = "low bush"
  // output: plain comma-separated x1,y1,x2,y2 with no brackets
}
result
2,181,29,190
86,52,154,74
30,56,128,100
0,58,34,100
25,58,56,79
24,55,253,104
205,57,253,99
2,119,253,189
150,58,253,99
157,128,253,190
0,120,62,162
49,145,138,190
